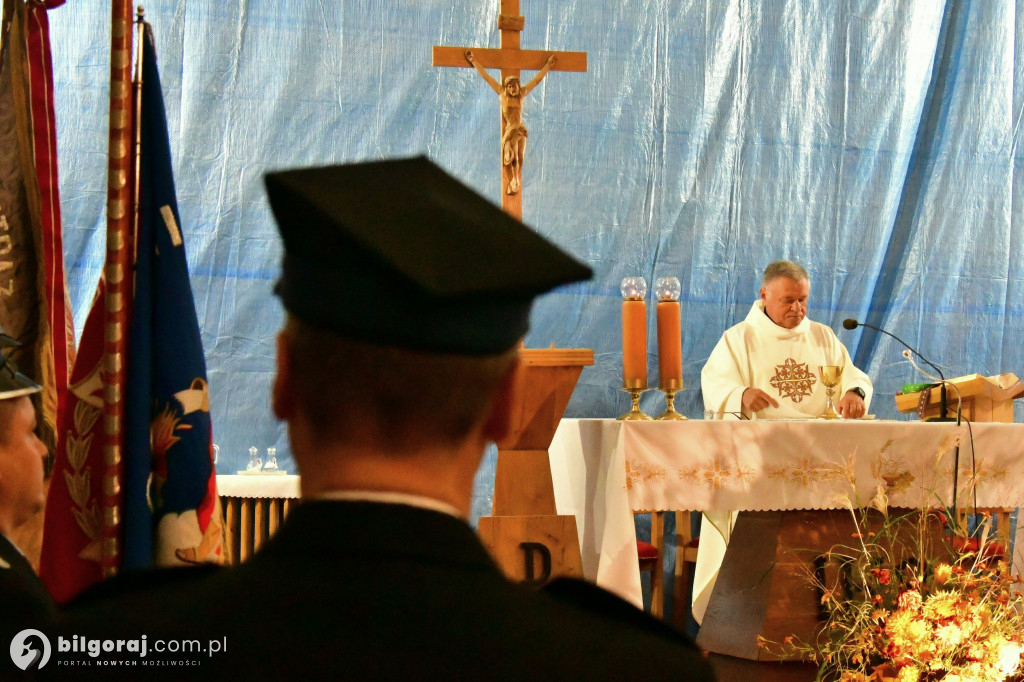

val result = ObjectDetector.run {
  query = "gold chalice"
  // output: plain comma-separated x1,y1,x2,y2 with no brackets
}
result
818,365,842,419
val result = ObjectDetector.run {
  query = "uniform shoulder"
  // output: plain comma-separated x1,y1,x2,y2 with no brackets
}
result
542,577,689,641
64,563,222,611
540,578,714,679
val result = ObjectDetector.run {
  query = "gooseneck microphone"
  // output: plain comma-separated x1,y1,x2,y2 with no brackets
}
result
842,318,953,422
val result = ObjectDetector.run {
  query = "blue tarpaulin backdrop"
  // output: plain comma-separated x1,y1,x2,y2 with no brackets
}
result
49,1,1024,524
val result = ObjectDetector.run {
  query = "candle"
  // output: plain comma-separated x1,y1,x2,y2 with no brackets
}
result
655,277,683,389
620,277,648,388
656,301,682,388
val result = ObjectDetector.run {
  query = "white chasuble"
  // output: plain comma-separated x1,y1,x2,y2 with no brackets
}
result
700,300,872,420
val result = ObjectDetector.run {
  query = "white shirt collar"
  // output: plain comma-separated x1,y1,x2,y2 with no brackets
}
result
309,490,465,520
748,299,810,337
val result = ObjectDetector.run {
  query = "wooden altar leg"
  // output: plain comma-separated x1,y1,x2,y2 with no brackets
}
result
672,510,700,631
649,511,665,617
223,497,238,565
269,498,282,536
254,499,267,553
240,499,252,563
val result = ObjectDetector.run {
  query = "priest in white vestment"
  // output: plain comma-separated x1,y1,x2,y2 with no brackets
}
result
693,259,873,623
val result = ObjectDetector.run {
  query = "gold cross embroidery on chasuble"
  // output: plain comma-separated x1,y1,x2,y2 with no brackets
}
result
769,358,817,403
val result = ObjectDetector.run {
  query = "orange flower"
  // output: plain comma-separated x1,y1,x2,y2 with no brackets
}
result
871,567,892,585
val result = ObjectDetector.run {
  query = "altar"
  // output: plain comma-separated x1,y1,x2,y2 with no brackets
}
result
547,418,1024,608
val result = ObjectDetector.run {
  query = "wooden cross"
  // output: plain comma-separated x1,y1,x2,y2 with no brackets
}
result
433,0,586,220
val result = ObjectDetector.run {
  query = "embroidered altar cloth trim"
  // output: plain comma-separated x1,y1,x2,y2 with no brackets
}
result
620,419,1024,513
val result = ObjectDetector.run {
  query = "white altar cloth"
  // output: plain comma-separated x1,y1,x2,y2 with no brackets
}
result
548,418,1024,609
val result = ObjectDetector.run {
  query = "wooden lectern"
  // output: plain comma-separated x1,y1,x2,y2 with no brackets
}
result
477,347,593,585
894,372,1024,422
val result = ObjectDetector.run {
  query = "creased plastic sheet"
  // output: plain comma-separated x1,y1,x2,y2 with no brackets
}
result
49,1,1024,524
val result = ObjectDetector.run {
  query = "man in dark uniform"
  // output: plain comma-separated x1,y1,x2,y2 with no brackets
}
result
60,157,714,680
0,335,55,674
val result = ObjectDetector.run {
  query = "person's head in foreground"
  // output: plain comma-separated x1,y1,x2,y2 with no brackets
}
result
0,335,47,539
263,155,592,510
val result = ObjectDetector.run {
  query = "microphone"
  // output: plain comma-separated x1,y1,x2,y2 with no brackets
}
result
841,319,953,422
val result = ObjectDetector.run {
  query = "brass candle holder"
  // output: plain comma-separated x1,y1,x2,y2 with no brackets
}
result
619,382,652,420
656,381,687,420
619,276,651,421
818,365,842,419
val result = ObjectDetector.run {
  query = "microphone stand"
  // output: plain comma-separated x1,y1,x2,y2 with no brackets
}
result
843,319,954,422
843,318,964,513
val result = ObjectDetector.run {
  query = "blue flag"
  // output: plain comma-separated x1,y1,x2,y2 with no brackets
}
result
123,23,223,568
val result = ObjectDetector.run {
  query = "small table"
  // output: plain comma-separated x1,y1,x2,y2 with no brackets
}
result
217,474,301,563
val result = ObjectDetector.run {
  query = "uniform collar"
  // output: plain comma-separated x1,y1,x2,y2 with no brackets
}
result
308,490,464,519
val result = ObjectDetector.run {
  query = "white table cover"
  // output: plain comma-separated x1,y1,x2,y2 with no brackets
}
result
548,418,1024,609
216,474,301,499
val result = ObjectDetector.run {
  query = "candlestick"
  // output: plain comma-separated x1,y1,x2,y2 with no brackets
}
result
655,277,682,389
620,277,647,389
618,386,651,420
656,387,686,420
654,277,686,420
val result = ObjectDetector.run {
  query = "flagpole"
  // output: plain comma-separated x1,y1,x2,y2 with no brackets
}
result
101,0,135,577
132,7,144,245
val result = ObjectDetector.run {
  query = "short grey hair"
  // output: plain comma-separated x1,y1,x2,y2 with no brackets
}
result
762,260,809,286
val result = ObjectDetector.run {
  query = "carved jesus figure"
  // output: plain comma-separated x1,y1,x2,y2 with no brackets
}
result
465,51,556,195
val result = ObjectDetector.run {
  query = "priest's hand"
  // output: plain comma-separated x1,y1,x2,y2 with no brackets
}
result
837,391,866,419
741,388,779,413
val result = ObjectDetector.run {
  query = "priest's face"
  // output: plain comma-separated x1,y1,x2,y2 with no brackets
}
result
761,276,809,329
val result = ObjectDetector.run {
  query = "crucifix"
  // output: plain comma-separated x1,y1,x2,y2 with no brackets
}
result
433,0,587,220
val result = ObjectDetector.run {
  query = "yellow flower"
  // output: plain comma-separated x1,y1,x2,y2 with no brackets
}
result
904,618,928,642
965,641,988,661
921,591,962,621
886,609,915,634
897,663,921,681
933,623,965,650
996,640,1024,677
933,563,953,585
